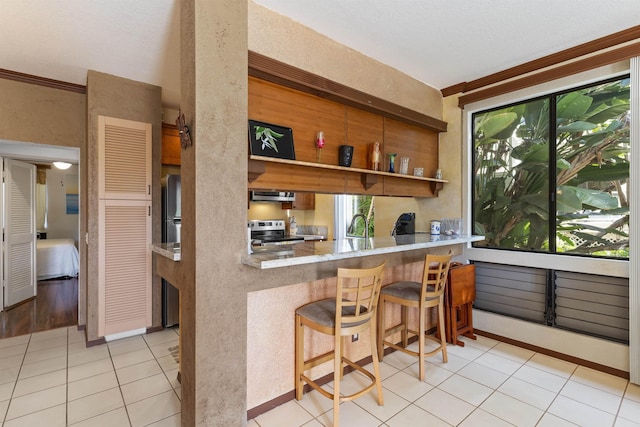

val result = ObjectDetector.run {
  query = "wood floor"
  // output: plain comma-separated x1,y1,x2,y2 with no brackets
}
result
0,277,78,340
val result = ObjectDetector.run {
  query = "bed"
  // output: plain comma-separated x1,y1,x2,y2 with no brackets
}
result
36,238,80,280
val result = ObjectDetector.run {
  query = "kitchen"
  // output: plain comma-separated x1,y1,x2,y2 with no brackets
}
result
155,52,479,417
4,1,636,425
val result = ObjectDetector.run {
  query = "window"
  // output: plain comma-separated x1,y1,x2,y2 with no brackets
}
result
334,195,375,240
472,76,630,259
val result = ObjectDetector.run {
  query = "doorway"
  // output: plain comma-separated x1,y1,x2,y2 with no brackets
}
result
0,140,80,340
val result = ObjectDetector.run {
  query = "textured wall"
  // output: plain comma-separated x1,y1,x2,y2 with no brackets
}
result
0,79,85,147
248,2,443,120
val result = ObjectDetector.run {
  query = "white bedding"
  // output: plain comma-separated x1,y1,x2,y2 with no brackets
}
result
36,238,80,280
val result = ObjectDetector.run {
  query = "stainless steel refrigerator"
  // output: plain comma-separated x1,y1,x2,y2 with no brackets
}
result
162,174,181,327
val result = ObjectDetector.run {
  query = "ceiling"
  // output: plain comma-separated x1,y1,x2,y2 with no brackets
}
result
1,0,639,111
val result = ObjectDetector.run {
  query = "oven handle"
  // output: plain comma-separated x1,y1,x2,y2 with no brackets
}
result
260,238,304,246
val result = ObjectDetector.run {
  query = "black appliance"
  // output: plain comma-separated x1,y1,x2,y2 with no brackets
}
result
162,174,181,327
249,219,304,245
392,212,416,236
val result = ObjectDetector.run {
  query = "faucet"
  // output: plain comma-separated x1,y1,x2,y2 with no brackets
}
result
347,213,369,240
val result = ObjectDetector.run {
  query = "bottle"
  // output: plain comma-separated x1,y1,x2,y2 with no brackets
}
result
289,216,297,236
370,141,381,171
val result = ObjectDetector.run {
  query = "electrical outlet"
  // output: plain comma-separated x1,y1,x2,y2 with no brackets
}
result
352,334,358,342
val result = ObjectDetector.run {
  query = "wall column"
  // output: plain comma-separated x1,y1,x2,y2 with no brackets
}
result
180,0,249,425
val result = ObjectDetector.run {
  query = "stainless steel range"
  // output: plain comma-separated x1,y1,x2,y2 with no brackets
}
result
248,219,304,246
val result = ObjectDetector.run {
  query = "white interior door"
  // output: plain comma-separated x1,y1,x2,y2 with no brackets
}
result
3,158,37,307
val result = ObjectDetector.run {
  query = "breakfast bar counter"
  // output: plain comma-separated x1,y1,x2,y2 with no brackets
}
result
242,234,484,269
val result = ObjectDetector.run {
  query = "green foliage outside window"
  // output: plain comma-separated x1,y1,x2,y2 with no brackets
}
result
473,77,630,258
349,195,375,237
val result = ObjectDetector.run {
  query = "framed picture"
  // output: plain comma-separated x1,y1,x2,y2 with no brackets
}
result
248,120,295,160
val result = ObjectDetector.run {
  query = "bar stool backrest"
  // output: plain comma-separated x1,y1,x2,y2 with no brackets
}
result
335,263,386,335
421,254,452,300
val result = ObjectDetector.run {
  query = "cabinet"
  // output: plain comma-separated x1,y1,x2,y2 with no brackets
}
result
97,115,152,337
162,124,181,166
282,192,315,210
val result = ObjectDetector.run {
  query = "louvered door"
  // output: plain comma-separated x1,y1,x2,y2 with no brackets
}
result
3,159,37,307
98,199,151,335
98,116,152,337
99,116,151,200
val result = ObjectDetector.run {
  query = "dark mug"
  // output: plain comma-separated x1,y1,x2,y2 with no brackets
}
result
339,145,354,167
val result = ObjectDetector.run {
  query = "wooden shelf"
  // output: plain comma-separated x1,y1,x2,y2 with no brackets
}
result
248,155,447,196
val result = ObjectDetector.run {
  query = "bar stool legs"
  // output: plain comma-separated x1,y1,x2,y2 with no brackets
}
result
295,263,386,427
377,253,452,381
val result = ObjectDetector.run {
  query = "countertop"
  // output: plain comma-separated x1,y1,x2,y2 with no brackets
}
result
152,234,485,268
242,234,484,269
151,242,181,261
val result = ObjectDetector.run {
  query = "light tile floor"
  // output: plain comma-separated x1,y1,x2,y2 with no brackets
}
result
253,335,640,427
2,327,640,426
0,326,181,427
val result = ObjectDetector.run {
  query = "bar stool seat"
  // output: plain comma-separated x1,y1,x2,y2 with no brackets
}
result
377,253,452,381
295,262,386,427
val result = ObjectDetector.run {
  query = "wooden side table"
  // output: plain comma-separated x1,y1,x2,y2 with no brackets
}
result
444,263,477,346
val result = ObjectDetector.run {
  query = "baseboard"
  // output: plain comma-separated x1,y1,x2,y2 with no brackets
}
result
86,336,106,348
146,325,164,334
475,329,629,379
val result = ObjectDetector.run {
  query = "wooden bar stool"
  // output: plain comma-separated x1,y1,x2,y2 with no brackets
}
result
377,253,452,381
295,262,386,427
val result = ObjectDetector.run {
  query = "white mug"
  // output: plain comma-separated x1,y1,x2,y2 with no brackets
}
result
430,220,441,235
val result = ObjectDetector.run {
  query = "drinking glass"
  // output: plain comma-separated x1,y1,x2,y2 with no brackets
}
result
399,157,409,174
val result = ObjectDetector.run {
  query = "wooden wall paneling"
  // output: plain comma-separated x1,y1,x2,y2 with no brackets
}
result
383,118,438,178
382,118,438,197
249,77,346,164
248,76,445,198
345,107,384,170
343,107,384,194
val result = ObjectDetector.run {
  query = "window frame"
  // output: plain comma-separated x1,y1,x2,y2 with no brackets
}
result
462,63,631,279
471,75,630,259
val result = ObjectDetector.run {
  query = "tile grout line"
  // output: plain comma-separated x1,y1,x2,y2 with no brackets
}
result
3,334,31,424
108,335,133,427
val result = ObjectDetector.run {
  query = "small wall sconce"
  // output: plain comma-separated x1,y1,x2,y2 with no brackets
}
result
53,161,72,170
